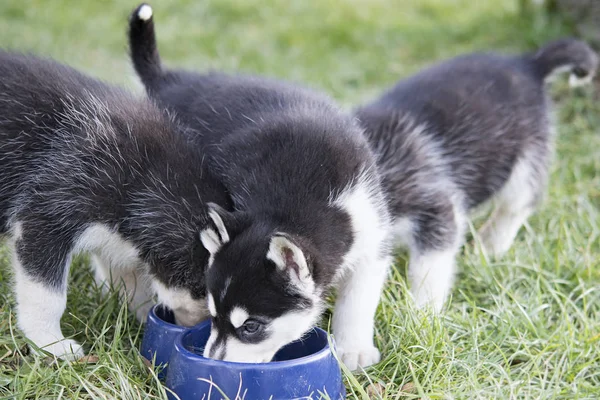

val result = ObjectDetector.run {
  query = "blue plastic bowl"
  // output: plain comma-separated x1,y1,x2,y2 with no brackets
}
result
140,304,194,380
165,320,346,400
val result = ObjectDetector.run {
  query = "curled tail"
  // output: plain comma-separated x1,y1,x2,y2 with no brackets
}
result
530,38,599,87
128,3,163,92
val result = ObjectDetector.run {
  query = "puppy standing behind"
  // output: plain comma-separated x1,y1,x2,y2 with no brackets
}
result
355,38,598,310
129,4,392,370
0,51,231,358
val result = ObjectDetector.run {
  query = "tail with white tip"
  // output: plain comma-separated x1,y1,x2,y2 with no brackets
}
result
128,3,164,92
529,38,599,87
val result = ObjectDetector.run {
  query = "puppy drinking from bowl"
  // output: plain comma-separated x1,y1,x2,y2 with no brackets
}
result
0,50,232,359
128,4,393,370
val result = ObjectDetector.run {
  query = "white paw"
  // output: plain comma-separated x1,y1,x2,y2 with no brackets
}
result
32,339,85,361
412,290,446,313
336,343,381,371
478,229,512,258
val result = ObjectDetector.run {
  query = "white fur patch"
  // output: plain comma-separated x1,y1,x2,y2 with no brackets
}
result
479,156,538,257
330,172,390,277
200,228,221,259
137,4,153,21
11,221,23,239
544,64,572,83
569,73,593,88
391,216,414,249
229,307,249,329
407,192,466,313
332,255,390,370
543,64,594,87
75,224,140,270
77,224,153,321
152,281,208,326
207,292,217,317
328,172,392,370
203,326,219,357
10,241,84,359
208,209,230,244
408,247,458,312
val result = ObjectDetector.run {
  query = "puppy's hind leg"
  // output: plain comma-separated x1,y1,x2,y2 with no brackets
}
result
478,153,547,257
407,198,467,312
91,254,153,323
10,223,84,360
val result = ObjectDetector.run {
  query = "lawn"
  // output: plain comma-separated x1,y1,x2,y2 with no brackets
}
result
1,0,599,399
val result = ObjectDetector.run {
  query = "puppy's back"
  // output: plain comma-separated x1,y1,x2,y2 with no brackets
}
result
357,39,597,208
0,51,216,235
0,52,103,230
0,51,111,120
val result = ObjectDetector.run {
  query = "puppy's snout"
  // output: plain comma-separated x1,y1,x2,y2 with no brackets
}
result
174,310,202,327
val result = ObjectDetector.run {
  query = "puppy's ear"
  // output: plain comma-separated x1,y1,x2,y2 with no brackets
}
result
267,234,314,291
200,203,246,256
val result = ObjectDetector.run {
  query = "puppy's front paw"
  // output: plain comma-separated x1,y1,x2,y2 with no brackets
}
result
32,339,85,361
477,222,515,258
478,234,511,258
411,289,446,313
336,343,381,371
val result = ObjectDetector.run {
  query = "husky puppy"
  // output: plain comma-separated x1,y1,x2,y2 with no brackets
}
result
354,38,598,310
0,51,231,359
128,4,392,370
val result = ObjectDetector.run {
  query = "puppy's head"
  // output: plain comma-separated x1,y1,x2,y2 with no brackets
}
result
199,204,323,363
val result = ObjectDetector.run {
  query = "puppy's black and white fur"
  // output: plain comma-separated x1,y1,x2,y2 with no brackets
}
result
129,4,392,370
0,51,231,359
355,38,598,310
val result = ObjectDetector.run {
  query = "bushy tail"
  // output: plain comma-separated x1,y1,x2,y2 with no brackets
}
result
128,3,163,92
530,38,599,87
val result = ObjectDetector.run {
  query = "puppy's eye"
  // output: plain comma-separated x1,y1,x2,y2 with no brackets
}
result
241,319,262,335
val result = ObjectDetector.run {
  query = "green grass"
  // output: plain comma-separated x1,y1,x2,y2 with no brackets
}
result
1,0,599,398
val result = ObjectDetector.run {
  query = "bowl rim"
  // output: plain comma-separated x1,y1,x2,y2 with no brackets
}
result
148,304,186,330
171,321,336,370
